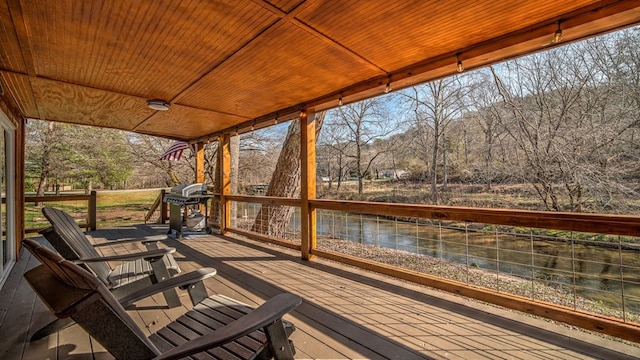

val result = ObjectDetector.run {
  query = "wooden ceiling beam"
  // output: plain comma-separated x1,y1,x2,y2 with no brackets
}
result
251,0,386,73
192,0,640,143
305,0,640,112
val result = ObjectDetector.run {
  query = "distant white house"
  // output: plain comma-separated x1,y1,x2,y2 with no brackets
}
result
379,169,409,179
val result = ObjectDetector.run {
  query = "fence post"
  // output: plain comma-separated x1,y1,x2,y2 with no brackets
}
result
89,190,97,231
160,189,167,224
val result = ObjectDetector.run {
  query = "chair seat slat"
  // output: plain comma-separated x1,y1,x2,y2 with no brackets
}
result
177,314,265,355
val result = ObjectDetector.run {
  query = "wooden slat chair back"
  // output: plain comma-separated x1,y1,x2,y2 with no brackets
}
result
32,207,183,343
23,239,162,358
22,239,301,360
41,207,111,283
41,206,181,294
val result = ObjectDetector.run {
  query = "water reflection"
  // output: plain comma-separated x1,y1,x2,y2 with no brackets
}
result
316,211,640,312
232,203,640,314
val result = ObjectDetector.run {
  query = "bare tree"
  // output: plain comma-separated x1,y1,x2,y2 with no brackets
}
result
400,78,469,203
491,37,638,212
324,99,396,196
127,135,195,186
317,123,352,191
25,121,61,204
466,70,509,190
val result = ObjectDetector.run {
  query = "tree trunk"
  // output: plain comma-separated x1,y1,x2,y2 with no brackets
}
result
35,122,56,206
442,138,448,190
357,139,364,196
230,135,240,219
252,121,301,237
252,113,324,237
430,127,439,204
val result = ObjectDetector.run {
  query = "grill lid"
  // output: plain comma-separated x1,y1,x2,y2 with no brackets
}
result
170,183,208,197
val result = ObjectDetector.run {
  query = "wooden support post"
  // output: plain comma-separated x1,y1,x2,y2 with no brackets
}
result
195,142,205,213
88,190,97,231
160,189,167,224
300,109,316,260
219,134,231,234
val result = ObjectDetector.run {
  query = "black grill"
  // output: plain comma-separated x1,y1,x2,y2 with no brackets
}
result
164,183,213,238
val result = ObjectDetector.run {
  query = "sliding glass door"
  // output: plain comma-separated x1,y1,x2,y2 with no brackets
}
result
0,111,15,288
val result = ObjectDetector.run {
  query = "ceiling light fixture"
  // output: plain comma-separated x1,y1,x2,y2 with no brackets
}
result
553,21,563,43
147,99,170,111
456,54,464,73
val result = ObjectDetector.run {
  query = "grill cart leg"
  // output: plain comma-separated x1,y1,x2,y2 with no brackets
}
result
168,203,183,239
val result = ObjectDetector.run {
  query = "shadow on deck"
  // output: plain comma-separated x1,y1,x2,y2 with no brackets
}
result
1,223,638,359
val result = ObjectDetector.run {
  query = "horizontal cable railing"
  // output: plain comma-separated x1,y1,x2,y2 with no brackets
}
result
227,195,302,250
216,194,640,341
314,209,640,323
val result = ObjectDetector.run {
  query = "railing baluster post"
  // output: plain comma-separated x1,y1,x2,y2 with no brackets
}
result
619,235,626,322
395,216,399,265
345,212,348,241
160,189,167,224
359,213,364,257
438,220,443,275
495,227,499,291
571,232,577,310
415,217,419,256
88,190,97,231
531,230,535,300
465,223,469,284
376,215,380,247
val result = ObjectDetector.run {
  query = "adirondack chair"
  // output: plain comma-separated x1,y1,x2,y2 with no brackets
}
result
22,239,301,360
32,206,183,341
40,207,182,302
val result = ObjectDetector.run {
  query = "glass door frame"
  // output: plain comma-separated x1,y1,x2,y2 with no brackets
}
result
0,110,15,288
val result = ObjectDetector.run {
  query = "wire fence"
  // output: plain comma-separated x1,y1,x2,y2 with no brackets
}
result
228,201,640,324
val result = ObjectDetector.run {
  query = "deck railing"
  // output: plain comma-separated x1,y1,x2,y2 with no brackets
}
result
144,189,168,224
21,191,97,233
213,193,640,343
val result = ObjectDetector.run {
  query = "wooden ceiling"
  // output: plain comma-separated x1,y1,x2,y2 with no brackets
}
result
1,0,639,141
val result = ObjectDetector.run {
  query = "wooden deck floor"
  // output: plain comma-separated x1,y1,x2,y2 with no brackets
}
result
1,224,639,359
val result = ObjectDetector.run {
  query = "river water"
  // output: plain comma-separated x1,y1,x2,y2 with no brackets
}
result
315,211,640,314
235,204,640,315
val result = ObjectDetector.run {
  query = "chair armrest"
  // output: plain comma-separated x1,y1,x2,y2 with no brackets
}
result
74,247,176,263
118,268,217,307
91,235,168,248
152,293,302,360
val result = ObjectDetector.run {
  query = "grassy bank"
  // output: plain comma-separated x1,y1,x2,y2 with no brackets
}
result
24,189,164,233
318,180,640,215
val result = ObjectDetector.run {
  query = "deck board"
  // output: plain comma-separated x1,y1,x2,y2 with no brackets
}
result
1,225,639,359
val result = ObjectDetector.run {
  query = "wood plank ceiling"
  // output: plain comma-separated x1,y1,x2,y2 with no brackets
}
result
1,0,639,141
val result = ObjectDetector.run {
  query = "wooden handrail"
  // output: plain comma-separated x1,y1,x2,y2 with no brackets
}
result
223,193,640,342
144,189,164,224
216,193,640,237
26,194,93,202
24,191,97,232
310,199,640,237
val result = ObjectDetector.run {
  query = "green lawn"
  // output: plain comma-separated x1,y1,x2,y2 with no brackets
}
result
24,189,165,236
